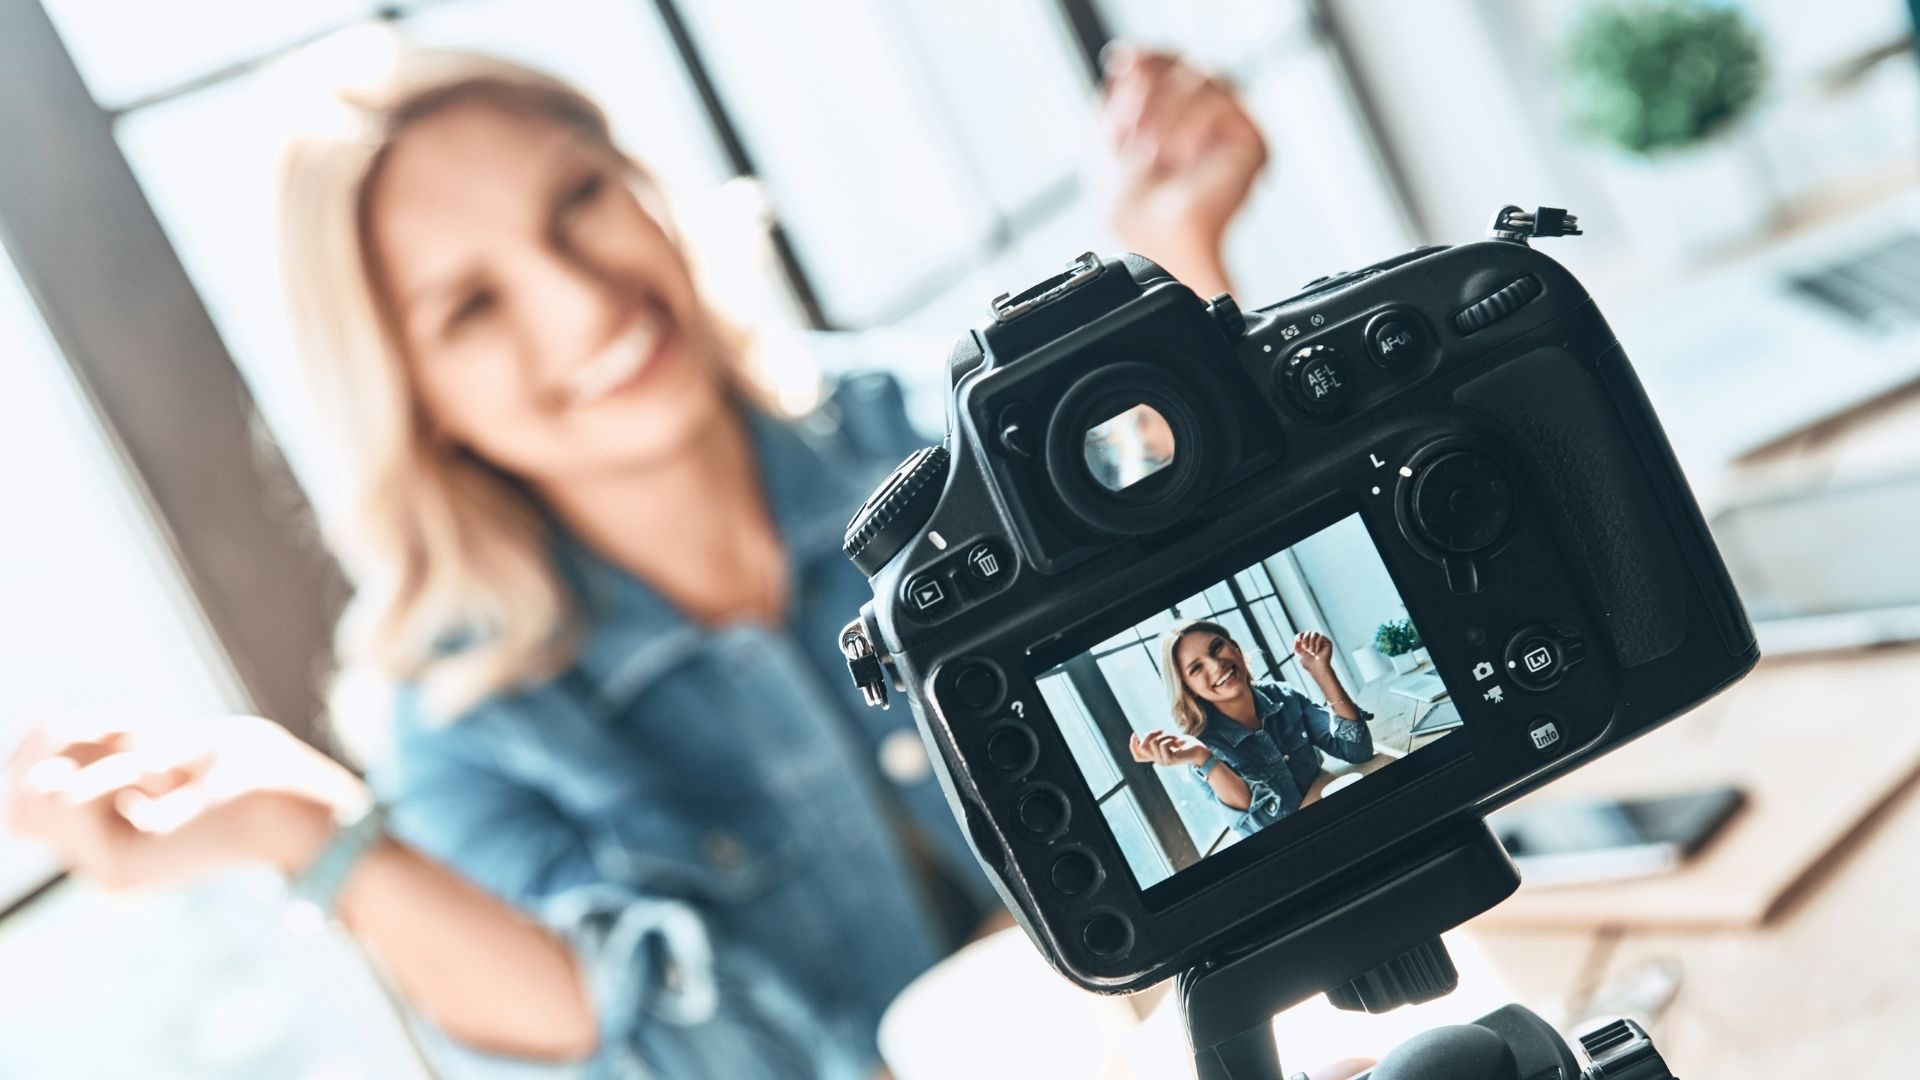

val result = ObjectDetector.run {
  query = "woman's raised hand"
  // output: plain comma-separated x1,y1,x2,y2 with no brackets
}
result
1099,44,1268,297
3,713,368,890
1293,631,1336,677
1128,730,1212,768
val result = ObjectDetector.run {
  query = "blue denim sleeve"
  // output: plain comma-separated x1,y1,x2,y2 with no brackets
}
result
1292,686,1375,763
373,701,858,1080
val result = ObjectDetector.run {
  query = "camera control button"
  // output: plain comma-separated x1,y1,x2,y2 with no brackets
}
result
1082,911,1134,957
965,541,1008,583
1049,850,1100,896
1503,624,1587,691
1409,451,1513,553
1527,716,1565,755
1016,785,1070,838
1283,344,1353,416
984,722,1038,774
1208,293,1246,337
1365,312,1426,370
906,574,953,618
996,403,1038,458
1455,274,1544,335
944,661,1005,715
845,446,949,577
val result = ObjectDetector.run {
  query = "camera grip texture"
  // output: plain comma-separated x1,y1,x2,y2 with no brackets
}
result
1454,346,1687,667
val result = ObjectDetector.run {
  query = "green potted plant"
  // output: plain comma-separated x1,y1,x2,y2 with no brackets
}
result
1374,618,1424,675
1562,1,1773,258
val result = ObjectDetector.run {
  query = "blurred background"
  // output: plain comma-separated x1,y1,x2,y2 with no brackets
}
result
0,0,1916,1076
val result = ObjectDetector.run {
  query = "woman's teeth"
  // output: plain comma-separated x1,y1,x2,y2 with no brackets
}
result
1212,666,1237,690
560,308,668,405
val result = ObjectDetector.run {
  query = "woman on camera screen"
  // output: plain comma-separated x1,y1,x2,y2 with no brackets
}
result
1131,620,1376,836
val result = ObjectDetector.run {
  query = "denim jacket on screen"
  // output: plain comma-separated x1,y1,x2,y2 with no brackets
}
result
1190,681,1374,835
370,372,995,1080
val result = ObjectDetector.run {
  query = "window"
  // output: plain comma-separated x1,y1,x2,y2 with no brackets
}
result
0,237,426,1076
674,0,1094,326
0,239,236,909
47,0,1420,515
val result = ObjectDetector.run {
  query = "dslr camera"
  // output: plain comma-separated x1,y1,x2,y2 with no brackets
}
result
839,207,1757,1079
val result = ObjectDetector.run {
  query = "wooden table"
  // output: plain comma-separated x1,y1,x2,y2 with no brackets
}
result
1464,377,1920,1077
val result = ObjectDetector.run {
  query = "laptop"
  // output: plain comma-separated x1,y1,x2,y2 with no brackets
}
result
1614,185,1920,469
1710,470,1920,655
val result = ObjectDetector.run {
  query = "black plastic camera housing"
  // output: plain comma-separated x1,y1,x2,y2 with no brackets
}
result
842,231,1757,994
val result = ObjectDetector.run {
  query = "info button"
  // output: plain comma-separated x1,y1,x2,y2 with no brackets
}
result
1527,716,1565,755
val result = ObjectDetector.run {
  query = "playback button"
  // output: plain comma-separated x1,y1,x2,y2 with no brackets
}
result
906,574,953,618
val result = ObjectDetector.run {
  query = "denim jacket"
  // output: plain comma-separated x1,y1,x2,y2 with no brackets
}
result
1190,681,1374,836
370,373,994,1080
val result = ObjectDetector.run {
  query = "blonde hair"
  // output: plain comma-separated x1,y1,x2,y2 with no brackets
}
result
1157,619,1242,737
276,49,771,748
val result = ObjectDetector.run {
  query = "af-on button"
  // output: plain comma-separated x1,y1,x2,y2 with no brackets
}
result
1365,311,1426,370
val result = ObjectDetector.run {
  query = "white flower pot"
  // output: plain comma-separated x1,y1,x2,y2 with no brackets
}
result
1596,123,1780,264
1349,645,1391,682
1389,651,1419,675
1412,647,1431,667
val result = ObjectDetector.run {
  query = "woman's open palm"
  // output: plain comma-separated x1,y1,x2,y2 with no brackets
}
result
1129,730,1211,767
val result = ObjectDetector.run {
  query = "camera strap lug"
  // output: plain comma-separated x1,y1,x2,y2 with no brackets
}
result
840,618,890,709
1487,204,1583,245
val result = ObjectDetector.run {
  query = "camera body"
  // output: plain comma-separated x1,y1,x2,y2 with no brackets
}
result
842,231,1757,993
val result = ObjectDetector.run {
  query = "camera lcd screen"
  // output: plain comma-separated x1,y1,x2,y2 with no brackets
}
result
1033,513,1461,891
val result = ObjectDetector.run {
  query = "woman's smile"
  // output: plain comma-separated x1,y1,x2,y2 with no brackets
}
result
556,299,678,407
1210,659,1241,692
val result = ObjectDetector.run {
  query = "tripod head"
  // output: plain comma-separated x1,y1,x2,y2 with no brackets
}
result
1180,823,1674,1080
1357,1007,1673,1080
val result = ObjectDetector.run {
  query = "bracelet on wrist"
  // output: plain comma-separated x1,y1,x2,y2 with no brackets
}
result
285,801,388,929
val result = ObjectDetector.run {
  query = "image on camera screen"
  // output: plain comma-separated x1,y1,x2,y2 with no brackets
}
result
1033,513,1461,890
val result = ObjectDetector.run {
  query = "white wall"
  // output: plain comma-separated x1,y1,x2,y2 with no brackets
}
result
1288,514,1409,658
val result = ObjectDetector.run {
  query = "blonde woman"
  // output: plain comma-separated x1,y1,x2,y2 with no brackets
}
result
2,44,1277,1080
1130,620,1374,836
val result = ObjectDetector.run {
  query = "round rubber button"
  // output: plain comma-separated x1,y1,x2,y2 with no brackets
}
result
1503,624,1584,691
1016,786,1069,838
1082,912,1133,957
945,662,1004,715
983,723,1038,774
1366,312,1426,370
1410,451,1513,553
1283,345,1353,416
1049,851,1100,896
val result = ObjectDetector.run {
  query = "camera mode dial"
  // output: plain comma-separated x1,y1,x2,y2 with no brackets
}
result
844,446,949,577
